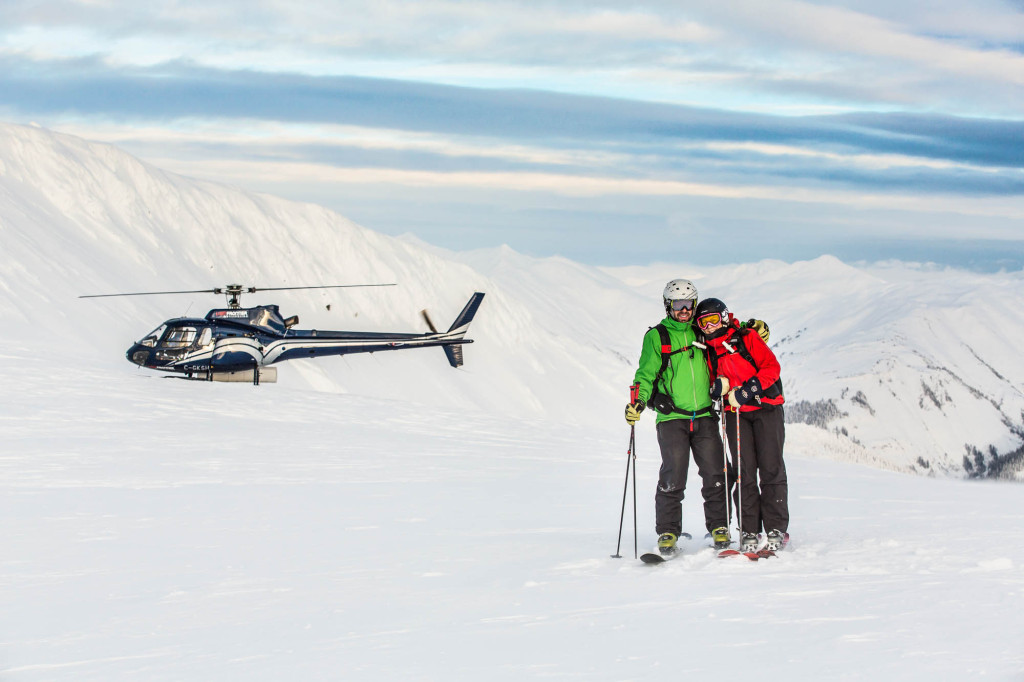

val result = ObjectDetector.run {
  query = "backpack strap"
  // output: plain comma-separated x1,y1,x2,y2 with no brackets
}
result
706,338,720,377
652,323,697,387
719,328,783,400
722,328,759,369
654,323,672,380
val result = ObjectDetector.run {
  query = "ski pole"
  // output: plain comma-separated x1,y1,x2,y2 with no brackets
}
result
720,404,733,540
735,407,744,548
626,411,634,561
629,383,639,559
612,422,633,558
612,384,640,559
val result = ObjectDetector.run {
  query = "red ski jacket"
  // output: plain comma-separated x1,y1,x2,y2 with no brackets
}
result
704,324,784,413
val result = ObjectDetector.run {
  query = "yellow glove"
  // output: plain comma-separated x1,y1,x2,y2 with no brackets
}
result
625,399,645,425
746,318,770,343
727,389,741,410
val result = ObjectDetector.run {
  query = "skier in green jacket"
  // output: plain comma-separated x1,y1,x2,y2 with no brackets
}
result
625,279,730,555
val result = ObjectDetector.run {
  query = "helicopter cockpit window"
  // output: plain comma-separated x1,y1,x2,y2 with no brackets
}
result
161,327,198,349
140,324,167,348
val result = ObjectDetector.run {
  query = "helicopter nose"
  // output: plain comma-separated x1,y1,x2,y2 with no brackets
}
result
127,345,150,366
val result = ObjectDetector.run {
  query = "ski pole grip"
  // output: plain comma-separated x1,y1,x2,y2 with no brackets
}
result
630,382,639,404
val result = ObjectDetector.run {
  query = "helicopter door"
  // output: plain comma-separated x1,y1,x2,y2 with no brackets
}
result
197,326,213,348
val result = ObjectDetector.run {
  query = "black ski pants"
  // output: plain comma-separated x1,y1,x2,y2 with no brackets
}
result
725,405,789,534
654,416,727,536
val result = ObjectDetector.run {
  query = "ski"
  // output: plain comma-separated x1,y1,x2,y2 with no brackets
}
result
717,532,790,560
640,549,680,564
640,532,692,564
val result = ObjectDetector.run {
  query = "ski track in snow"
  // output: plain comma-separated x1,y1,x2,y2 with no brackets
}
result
2,357,1023,681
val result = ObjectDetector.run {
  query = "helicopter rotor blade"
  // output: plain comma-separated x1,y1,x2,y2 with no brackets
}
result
79,288,218,299
250,284,397,293
80,283,397,300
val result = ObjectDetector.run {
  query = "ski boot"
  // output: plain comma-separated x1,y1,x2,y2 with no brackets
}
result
711,526,731,549
764,529,789,551
657,532,678,556
740,532,759,552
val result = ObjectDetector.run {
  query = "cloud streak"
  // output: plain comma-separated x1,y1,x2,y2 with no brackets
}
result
3,57,1023,173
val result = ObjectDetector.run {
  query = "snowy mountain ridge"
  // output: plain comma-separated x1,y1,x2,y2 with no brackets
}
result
1,121,1021,479
600,259,1024,478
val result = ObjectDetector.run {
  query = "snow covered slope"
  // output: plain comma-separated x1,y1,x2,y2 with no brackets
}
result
0,122,622,424
2,353,1023,681
1,121,1022,478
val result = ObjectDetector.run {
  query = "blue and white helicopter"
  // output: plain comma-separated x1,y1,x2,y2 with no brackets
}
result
81,284,485,384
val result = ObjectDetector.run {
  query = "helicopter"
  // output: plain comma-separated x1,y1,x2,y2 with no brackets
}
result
80,283,485,384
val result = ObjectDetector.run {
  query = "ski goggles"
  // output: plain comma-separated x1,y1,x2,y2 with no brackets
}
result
669,299,695,312
696,312,724,330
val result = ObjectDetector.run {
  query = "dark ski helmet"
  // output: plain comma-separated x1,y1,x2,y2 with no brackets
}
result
694,297,731,338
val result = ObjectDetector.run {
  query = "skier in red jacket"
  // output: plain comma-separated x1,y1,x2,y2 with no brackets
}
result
694,297,789,552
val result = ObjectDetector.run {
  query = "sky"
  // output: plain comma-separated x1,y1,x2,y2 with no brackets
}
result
2,0,1024,269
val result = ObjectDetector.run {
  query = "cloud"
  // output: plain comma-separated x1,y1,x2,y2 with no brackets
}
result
3,56,1022,230
3,0,1024,115
3,56,1023,172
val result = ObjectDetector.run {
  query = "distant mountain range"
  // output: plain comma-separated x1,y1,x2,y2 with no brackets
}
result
2,122,1021,480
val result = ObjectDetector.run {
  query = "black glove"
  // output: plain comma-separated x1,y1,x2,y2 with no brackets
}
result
710,377,730,400
625,398,646,425
732,376,763,406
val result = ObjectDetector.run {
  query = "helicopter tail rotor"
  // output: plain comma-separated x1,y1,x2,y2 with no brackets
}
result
420,309,439,334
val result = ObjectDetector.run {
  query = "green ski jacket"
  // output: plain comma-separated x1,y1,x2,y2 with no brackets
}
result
632,316,714,423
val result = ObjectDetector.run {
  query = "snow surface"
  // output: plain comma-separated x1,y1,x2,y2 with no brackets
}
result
2,122,1024,679
3,357,1024,680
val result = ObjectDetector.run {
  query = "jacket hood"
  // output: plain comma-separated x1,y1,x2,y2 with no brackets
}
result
660,316,694,332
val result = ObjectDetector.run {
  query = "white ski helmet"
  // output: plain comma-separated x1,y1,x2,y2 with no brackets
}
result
663,279,698,314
